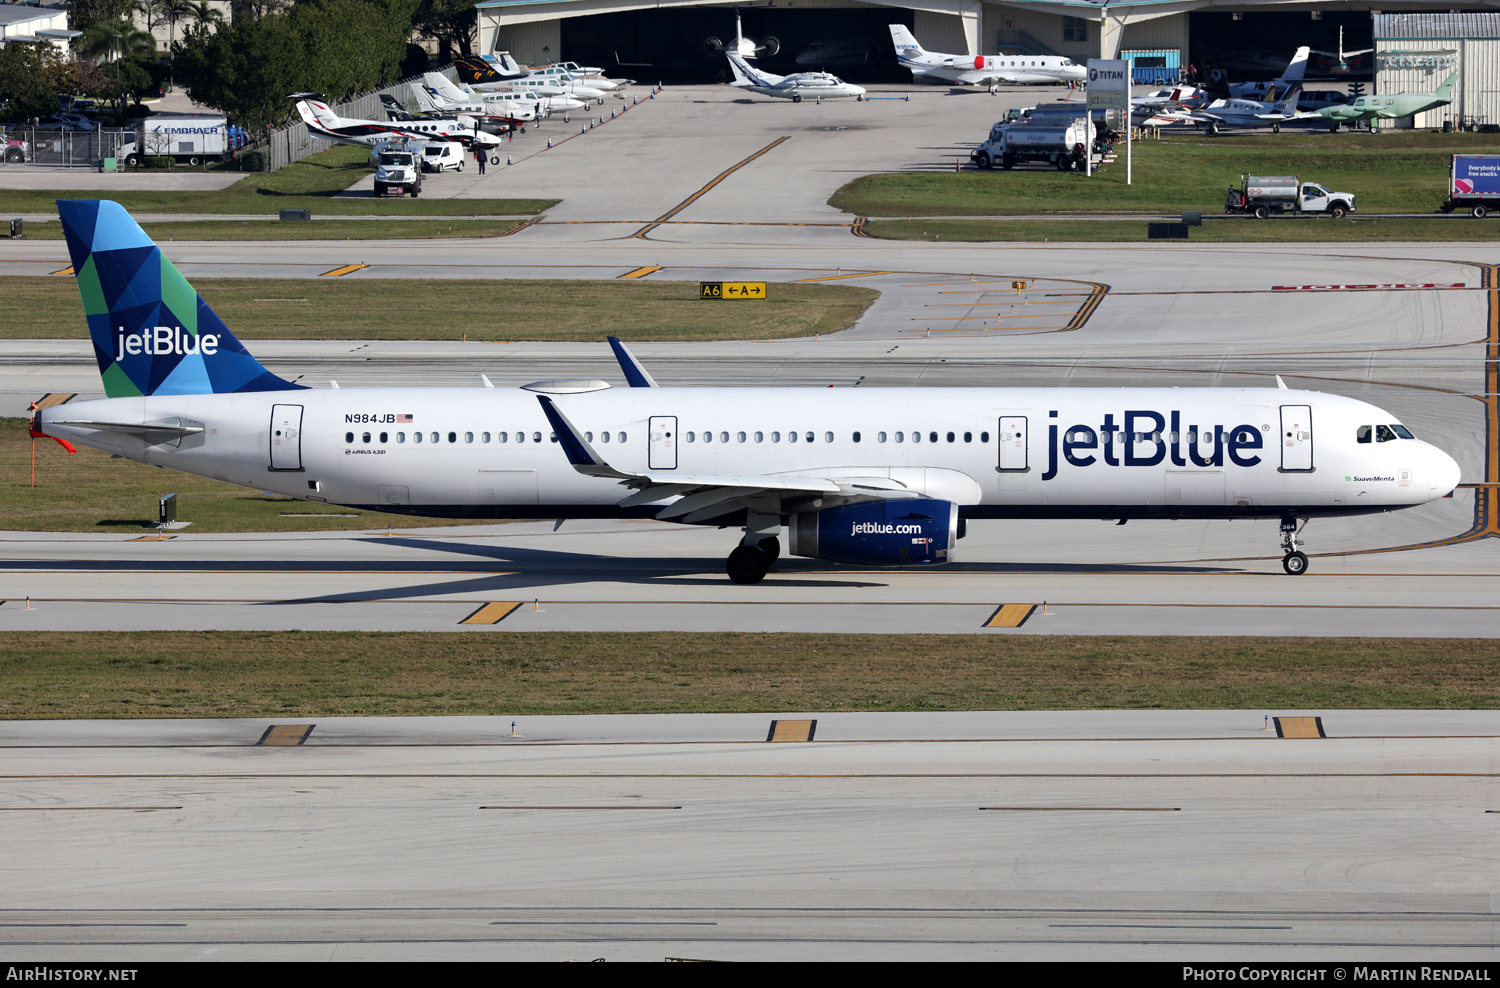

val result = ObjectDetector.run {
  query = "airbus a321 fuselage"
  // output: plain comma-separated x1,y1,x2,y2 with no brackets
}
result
34,201,1461,584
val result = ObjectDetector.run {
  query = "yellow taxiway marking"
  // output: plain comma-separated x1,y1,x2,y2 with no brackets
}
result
50,266,74,276
459,601,522,625
984,604,1037,628
319,263,368,278
257,724,314,746
1274,717,1326,739
767,719,817,742
794,271,892,283
618,265,663,279
630,137,790,239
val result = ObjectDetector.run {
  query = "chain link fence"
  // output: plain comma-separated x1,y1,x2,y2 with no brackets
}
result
0,64,457,172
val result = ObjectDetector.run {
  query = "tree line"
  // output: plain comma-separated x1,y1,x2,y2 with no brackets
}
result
1,0,480,134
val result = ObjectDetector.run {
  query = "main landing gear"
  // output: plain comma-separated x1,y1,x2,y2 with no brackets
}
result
1280,515,1309,575
726,511,781,584
727,537,779,584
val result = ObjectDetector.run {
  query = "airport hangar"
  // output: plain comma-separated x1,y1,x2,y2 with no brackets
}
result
477,0,1500,127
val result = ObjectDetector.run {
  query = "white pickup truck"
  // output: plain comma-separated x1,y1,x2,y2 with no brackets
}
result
1225,175,1356,219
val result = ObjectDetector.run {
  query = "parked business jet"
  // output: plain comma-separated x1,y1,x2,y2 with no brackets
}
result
725,52,866,102
292,95,502,151
34,201,1462,583
889,24,1085,92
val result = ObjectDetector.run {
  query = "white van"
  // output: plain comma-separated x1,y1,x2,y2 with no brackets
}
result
421,141,466,173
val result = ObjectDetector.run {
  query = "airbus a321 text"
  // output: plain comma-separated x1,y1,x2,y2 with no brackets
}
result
33,201,1461,583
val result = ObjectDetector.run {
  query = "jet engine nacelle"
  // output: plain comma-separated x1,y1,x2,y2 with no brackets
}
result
788,498,957,566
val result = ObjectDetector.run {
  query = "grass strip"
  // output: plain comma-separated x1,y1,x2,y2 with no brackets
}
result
2,632,1498,719
0,278,878,342
861,217,1500,243
20,219,531,241
0,144,557,217
5,417,487,533
831,131,1500,218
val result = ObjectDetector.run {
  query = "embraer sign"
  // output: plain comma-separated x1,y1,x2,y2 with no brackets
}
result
1087,59,1129,111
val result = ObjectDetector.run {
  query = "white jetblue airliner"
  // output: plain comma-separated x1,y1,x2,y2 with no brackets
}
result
889,24,1085,92
33,202,1461,584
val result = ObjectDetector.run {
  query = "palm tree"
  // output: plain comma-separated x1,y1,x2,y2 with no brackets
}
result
156,0,197,88
77,20,157,63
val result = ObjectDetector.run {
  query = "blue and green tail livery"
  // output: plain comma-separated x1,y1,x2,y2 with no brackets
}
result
57,199,302,398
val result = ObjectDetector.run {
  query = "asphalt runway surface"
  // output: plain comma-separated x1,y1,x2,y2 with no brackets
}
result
2,710,1497,961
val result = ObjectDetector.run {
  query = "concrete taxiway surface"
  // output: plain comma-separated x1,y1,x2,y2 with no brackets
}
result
2,710,1496,961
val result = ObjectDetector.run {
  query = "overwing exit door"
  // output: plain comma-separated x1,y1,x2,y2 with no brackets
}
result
1280,405,1313,472
649,415,678,470
269,404,303,471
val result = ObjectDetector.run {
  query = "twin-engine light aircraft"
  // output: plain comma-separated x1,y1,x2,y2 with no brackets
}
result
34,202,1462,583
725,52,866,102
889,24,1085,91
1315,72,1458,130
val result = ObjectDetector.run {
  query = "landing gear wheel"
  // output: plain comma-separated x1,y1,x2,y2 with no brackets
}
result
757,536,781,566
491,155,500,165
727,545,771,584
563,114,570,123
791,94,802,103
1282,551,1309,575
1272,124,1280,134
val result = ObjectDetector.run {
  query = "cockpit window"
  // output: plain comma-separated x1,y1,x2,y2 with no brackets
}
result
1356,425,1371,444
1376,424,1398,442
1392,424,1415,439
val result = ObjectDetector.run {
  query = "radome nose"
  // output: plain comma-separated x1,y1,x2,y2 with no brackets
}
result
1430,445,1462,498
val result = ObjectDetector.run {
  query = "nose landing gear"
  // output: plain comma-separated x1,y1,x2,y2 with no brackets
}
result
1280,515,1309,575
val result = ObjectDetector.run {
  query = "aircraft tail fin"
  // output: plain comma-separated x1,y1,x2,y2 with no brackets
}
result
57,200,301,398
426,72,471,103
295,97,343,131
482,53,524,78
888,24,925,55
1436,71,1459,100
1279,46,1310,84
1273,85,1302,115
725,52,767,87
411,83,443,114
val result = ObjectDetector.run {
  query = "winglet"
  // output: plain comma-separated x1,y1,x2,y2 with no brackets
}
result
607,336,659,388
1276,375,1288,390
535,395,625,478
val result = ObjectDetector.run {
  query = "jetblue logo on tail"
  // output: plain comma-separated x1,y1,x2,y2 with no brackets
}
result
117,327,219,359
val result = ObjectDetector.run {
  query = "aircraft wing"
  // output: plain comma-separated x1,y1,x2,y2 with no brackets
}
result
538,395,851,522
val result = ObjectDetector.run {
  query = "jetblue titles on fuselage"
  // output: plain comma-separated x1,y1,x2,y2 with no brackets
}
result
1041,409,1263,481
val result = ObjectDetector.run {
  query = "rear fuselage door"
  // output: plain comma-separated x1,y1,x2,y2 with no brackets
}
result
649,415,678,470
997,416,1028,472
269,404,304,471
1280,404,1313,471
